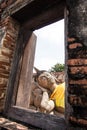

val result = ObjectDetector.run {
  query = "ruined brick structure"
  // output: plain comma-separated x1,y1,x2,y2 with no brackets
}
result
0,0,87,130
0,16,19,112
66,1,87,129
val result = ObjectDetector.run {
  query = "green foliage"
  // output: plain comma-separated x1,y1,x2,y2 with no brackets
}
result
50,63,64,72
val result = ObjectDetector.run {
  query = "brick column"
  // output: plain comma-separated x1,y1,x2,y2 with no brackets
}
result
0,16,19,112
66,0,87,129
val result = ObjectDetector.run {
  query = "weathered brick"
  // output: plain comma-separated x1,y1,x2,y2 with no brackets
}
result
68,84,87,95
0,0,16,11
0,2,7,9
69,116,87,126
69,79,87,85
68,66,87,74
0,117,28,130
67,37,76,43
68,95,87,106
0,17,20,112
68,59,87,66
68,43,82,49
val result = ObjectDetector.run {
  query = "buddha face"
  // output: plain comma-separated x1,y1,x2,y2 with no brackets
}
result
37,72,56,89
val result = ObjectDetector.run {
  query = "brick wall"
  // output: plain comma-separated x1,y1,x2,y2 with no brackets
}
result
0,0,29,15
66,0,87,128
0,16,19,112
0,0,16,14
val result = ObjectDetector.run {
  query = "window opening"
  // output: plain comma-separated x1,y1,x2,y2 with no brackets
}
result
30,19,65,116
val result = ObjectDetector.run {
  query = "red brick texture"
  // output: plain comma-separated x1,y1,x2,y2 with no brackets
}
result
67,36,87,127
0,16,19,112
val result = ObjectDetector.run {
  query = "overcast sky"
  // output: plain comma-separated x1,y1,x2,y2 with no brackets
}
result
34,19,64,71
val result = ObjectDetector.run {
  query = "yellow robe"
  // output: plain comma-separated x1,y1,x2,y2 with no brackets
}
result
50,82,65,108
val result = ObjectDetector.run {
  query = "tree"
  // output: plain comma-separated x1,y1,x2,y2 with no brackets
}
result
50,63,64,72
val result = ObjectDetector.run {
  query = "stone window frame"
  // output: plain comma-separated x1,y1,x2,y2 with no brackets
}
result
3,1,67,130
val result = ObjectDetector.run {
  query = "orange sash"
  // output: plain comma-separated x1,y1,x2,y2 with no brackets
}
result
50,82,65,108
